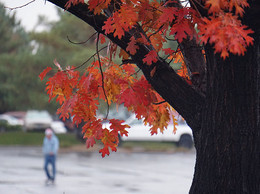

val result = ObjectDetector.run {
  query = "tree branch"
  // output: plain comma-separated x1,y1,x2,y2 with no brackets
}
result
4,0,35,10
96,33,110,120
168,0,207,95
179,39,207,96
70,45,107,71
67,32,97,45
46,0,205,129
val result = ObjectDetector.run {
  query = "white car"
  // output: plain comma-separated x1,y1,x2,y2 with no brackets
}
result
0,114,22,126
103,115,193,148
24,110,53,131
50,121,67,134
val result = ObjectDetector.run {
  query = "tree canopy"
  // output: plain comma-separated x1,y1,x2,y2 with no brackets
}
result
38,0,259,157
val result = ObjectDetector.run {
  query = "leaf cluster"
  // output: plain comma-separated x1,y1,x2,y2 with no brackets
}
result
40,55,177,156
40,0,255,156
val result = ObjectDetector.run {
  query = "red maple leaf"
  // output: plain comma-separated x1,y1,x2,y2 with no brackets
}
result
99,34,106,44
126,36,139,55
143,50,158,65
109,119,129,137
118,87,138,107
103,16,115,35
158,7,177,24
198,12,254,59
170,19,194,43
88,0,111,15
86,137,96,148
39,67,52,81
122,63,136,75
163,48,176,55
102,4,138,39
65,0,85,9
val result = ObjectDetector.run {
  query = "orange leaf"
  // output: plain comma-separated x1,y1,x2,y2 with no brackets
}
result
39,67,52,81
86,137,96,148
119,49,130,60
150,66,156,77
198,13,254,59
109,119,129,137
205,0,224,14
99,34,106,44
88,0,111,15
99,145,111,157
102,4,138,39
65,0,85,9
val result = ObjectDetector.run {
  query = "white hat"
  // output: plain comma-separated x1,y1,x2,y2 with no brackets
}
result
45,128,53,136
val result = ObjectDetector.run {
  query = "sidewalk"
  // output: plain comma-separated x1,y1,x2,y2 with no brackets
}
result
0,146,195,194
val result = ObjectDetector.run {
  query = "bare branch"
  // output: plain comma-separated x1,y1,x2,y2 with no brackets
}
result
70,46,108,71
4,0,35,10
130,68,141,77
121,59,136,65
153,100,166,105
67,32,98,45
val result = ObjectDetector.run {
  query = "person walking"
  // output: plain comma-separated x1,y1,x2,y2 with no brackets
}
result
42,128,59,184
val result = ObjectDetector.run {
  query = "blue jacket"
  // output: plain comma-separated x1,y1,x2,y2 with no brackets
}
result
42,135,59,155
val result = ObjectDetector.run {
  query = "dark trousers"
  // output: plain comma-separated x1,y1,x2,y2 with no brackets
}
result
44,155,56,181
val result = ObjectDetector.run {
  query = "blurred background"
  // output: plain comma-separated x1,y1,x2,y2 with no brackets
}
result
0,1,195,193
0,0,97,138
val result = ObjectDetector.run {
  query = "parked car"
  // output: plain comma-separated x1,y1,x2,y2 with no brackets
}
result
0,114,23,132
0,114,22,126
3,111,25,126
50,121,67,134
103,115,193,148
24,110,53,131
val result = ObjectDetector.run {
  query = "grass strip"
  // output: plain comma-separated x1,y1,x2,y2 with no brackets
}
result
0,132,82,147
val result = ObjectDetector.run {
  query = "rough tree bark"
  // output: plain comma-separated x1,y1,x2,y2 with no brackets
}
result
190,38,260,193
189,2,260,193
46,0,260,193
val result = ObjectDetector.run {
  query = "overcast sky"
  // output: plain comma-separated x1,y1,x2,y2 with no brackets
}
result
0,0,59,31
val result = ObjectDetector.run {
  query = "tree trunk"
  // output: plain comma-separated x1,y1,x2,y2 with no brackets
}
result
189,32,260,193
45,1,260,192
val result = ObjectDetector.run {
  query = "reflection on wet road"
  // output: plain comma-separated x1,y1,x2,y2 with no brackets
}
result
0,147,195,194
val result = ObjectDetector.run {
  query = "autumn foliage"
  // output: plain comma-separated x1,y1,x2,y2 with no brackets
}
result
40,57,174,157
40,0,254,156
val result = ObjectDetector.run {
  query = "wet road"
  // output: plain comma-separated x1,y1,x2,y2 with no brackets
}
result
0,146,195,194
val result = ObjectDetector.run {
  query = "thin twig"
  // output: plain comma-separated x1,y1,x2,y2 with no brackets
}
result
148,25,164,39
119,59,136,66
163,48,182,61
97,33,110,120
153,100,166,105
167,45,181,64
4,0,35,10
165,36,178,41
130,68,141,77
70,46,108,71
189,0,203,18
67,32,98,45
191,0,207,10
